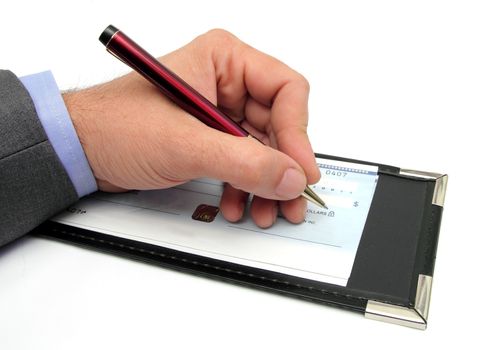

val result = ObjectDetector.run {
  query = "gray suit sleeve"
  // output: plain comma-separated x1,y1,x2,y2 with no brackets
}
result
0,70,79,246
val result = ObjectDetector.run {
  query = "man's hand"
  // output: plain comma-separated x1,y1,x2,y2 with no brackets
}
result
64,29,320,228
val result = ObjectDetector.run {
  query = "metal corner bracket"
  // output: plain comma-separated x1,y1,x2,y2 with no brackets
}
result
365,274,433,330
399,169,448,207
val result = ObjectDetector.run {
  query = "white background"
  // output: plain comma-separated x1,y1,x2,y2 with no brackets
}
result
1,0,484,348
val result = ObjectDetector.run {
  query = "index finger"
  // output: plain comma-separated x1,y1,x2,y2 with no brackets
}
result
208,30,320,184
241,46,321,184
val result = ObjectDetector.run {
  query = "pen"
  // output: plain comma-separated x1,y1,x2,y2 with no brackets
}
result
99,25,327,209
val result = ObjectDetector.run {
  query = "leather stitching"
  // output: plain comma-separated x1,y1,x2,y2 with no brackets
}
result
50,227,367,303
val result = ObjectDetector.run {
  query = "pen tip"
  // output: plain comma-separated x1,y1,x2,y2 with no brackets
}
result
302,186,328,209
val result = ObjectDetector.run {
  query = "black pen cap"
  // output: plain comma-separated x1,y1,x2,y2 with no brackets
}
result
99,25,119,46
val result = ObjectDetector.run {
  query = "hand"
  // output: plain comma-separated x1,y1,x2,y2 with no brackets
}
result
64,29,320,228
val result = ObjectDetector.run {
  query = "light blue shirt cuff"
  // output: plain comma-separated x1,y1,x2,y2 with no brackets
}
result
19,71,98,197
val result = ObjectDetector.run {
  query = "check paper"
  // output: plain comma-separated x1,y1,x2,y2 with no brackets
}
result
52,158,379,286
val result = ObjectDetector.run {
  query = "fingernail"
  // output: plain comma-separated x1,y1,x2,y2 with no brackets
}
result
275,168,306,199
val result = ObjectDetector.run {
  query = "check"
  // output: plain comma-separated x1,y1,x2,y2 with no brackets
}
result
52,158,379,286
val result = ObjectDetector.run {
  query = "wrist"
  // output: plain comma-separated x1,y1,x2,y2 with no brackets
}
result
62,90,87,150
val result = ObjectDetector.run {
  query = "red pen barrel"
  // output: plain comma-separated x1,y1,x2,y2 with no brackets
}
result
100,25,249,137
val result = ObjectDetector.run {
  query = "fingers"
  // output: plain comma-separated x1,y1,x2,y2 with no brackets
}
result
243,57,321,185
220,186,307,228
190,30,319,227
243,97,271,133
279,196,307,224
249,196,278,228
269,80,321,184
220,183,248,222
202,30,320,185
248,196,306,228
180,126,307,201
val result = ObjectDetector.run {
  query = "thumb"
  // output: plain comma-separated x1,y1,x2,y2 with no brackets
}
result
185,129,308,200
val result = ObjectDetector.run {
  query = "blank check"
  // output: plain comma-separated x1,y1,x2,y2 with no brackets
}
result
52,158,379,286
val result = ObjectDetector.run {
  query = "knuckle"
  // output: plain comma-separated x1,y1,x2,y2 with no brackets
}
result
296,73,311,92
203,28,239,46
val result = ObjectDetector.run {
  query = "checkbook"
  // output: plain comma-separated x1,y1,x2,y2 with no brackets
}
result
34,154,447,329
